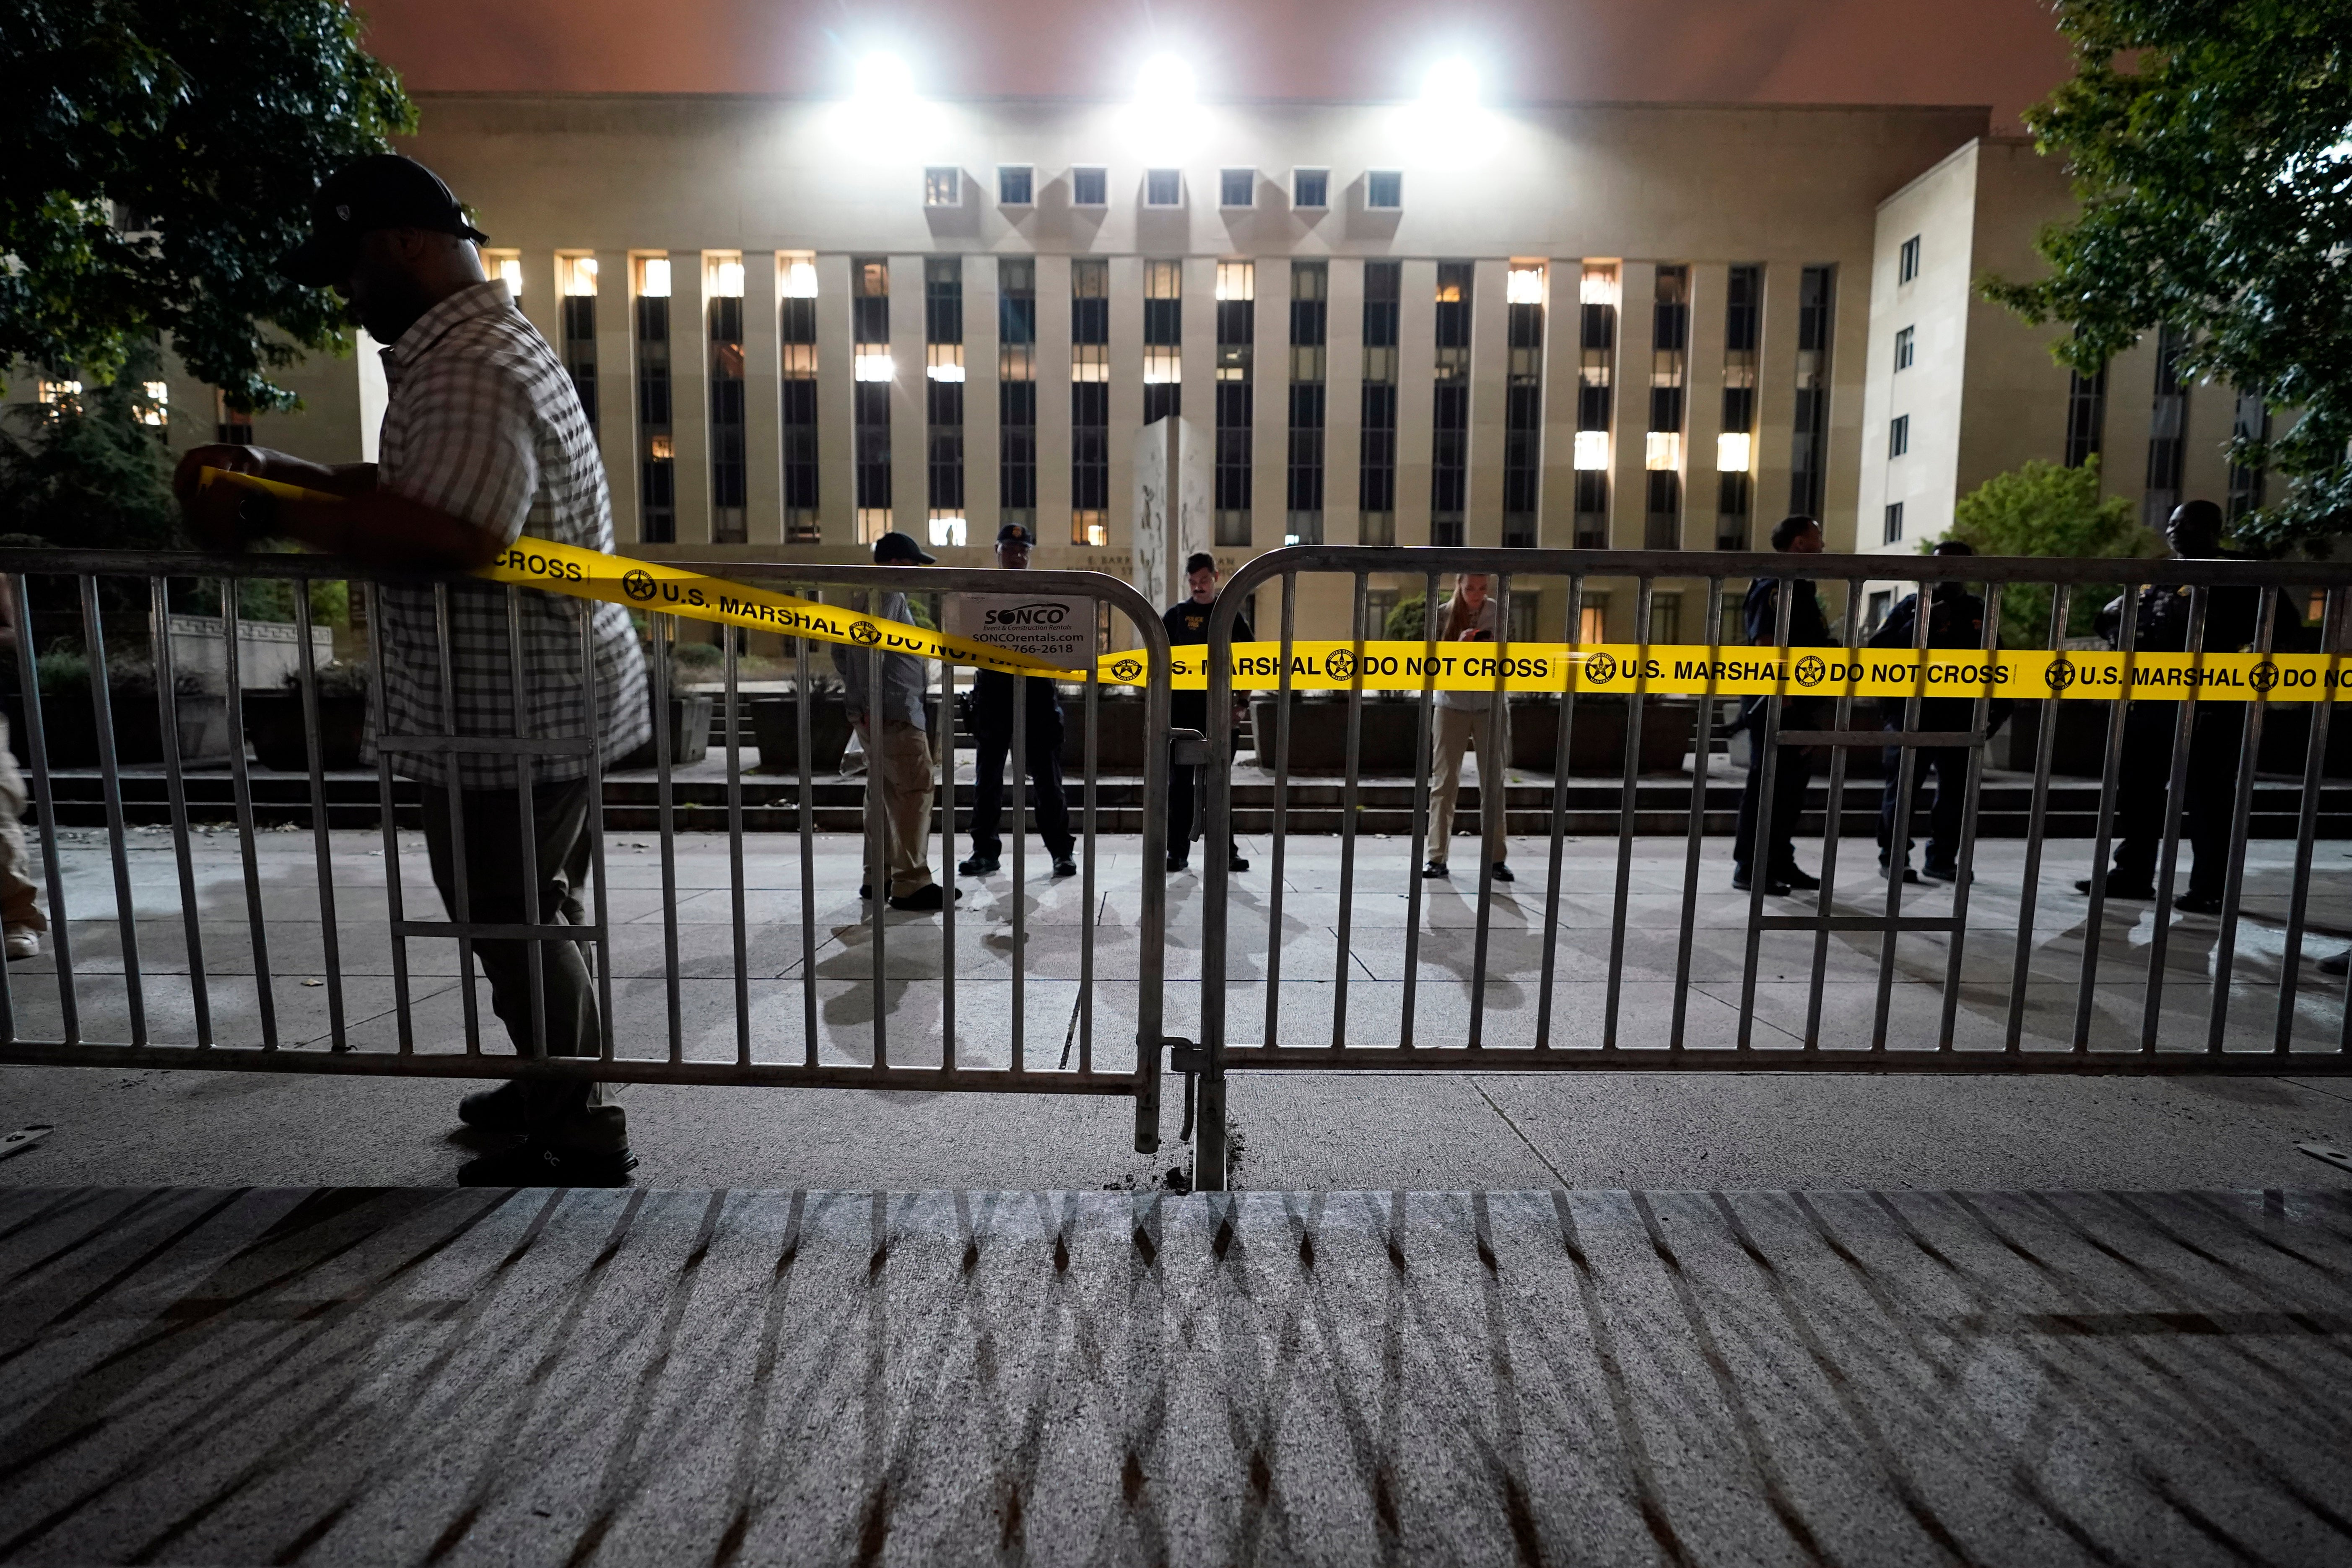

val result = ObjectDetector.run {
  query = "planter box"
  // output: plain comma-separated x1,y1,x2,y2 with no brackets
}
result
157,614,336,691
243,691,369,772
750,695,851,775
1062,693,1150,773
1248,698,1426,775
1994,699,2117,779
618,693,714,770
1512,698,1700,776
3,691,232,768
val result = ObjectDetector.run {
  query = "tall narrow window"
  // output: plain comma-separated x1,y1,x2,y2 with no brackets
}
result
1789,264,1835,519
1359,261,1400,546
779,252,820,542
2144,323,2190,527
1503,262,1545,547
1644,264,1688,550
635,256,675,544
1716,262,1760,549
1575,262,1619,549
923,258,966,547
1071,258,1110,545
1287,261,1327,544
1887,414,1910,458
1884,502,1904,545
1894,325,1915,371
2228,386,2269,521
1214,262,1255,546
2063,363,2107,469
1898,235,1921,285
852,257,892,541
558,256,599,439
213,389,253,447
1430,261,1472,546
707,254,747,544
999,258,1037,539
1143,260,1182,425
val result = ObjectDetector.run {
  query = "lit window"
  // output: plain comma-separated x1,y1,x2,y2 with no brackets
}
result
708,256,745,298
856,354,896,382
927,344,966,382
1575,431,1610,470
1366,170,1402,209
1578,602,1609,645
1894,325,1915,371
649,434,675,460
1220,168,1254,207
36,379,82,405
1716,432,1752,473
1645,431,1681,470
927,513,968,547
138,381,169,428
781,254,818,299
1884,501,1905,543
1214,262,1254,301
1145,169,1182,206
1889,414,1910,457
489,253,523,298
1579,266,1621,308
924,166,962,206
1293,168,1329,208
560,255,598,296
640,257,672,297
1898,235,1921,284
1505,265,1545,305
1072,166,1108,205
999,166,1034,205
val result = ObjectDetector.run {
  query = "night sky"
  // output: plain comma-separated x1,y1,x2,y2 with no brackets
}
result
359,0,2075,127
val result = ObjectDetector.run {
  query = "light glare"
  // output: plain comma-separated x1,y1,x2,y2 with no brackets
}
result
854,53,916,106
1421,58,1479,108
1135,53,1197,109
855,353,895,382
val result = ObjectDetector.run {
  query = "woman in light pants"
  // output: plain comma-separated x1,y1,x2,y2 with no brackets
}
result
1423,574,1513,883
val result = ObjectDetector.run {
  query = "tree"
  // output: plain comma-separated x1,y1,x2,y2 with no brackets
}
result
0,0,413,411
1984,0,2352,552
0,343,177,551
1942,456,2166,646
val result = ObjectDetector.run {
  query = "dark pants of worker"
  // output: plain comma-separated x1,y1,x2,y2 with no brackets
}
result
970,709,1075,863
1168,691,1209,855
1878,744,1971,871
421,778,624,1154
2107,702,2246,899
1734,728,1817,878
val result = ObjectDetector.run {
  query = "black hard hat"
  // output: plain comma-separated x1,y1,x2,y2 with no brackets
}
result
281,155,490,287
996,522,1035,545
872,530,936,564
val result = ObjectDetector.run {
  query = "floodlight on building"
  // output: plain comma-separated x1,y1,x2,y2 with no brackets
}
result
1574,431,1610,470
854,52,916,106
1420,58,1479,110
1134,54,1197,111
1716,432,1752,474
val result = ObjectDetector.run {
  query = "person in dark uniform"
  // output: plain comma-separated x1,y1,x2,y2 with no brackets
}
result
1163,552,1253,873
1732,514,1835,895
2077,499,2299,914
1869,538,2000,883
960,522,1077,879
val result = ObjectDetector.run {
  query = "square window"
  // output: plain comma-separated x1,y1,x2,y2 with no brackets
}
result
1293,168,1329,208
1366,169,1402,210
1889,414,1910,458
1220,168,1254,207
1898,235,1921,284
998,165,1034,205
1884,501,1905,544
1894,325,1915,371
1072,165,1107,205
924,166,961,207
1145,168,1183,207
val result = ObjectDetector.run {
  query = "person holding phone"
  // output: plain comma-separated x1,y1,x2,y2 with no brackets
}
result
1423,574,1513,883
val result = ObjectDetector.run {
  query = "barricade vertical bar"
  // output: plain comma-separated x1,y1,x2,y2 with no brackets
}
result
580,603,614,1063
9,578,74,1044
1201,583,1238,1165
364,582,414,1053
1077,652,1097,1075
1735,569,1797,1051
2205,587,2276,1054
2005,586,2072,1053
1009,671,1026,1072
651,616,682,1063
1399,569,1439,1050
865,619,888,1071
1601,576,1649,1050
503,587,547,1061
1871,573,1932,1051
222,583,273,1048
1467,575,1511,1052
725,624,749,1065
2074,581,2140,1051
1331,571,1367,1050
1534,574,1583,1052
2142,587,2208,1051
1801,578,1866,1053
294,582,348,1049
148,576,210,1046
433,584,481,1056
1934,580,2002,1050
2277,588,2340,1054
938,646,958,1075
80,578,145,1045
1669,578,1724,1054
796,623,818,1066
1133,601,1170,1162
1263,573,1296,1050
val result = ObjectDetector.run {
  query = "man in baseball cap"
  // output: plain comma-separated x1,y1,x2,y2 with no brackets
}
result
872,530,937,565
280,153,490,290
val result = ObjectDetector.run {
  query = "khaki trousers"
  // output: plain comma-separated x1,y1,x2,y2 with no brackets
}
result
1427,705,1508,868
858,718,938,897
0,714,44,932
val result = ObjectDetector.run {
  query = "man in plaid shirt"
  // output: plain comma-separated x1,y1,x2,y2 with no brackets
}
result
177,154,649,1185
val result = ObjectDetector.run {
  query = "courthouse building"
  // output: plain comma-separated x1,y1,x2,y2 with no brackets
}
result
49,90,2259,643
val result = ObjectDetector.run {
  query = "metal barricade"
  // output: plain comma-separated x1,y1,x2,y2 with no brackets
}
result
0,549,1176,1158
1191,546,2352,1190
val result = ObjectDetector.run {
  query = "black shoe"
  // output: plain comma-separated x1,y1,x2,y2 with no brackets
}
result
1778,867,1822,891
1422,860,1450,879
1166,852,1191,873
1880,861,1922,885
458,1141,637,1188
1921,864,1969,884
1733,872,1794,896
1229,853,1250,872
2076,877,2155,899
959,855,1000,877
1052,856,1079,879
2174,892,2224,915
1490,862,1515,883
457,1081,526,1137
2320,950,2351,977
859,884,872,900
888,885,962,911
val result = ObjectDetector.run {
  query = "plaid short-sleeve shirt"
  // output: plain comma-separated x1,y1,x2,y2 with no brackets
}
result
371,281,649,788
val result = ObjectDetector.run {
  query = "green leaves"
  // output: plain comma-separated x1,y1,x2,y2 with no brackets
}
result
1986,0,2352,548
0,0,414,410
1945,457,2166,646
